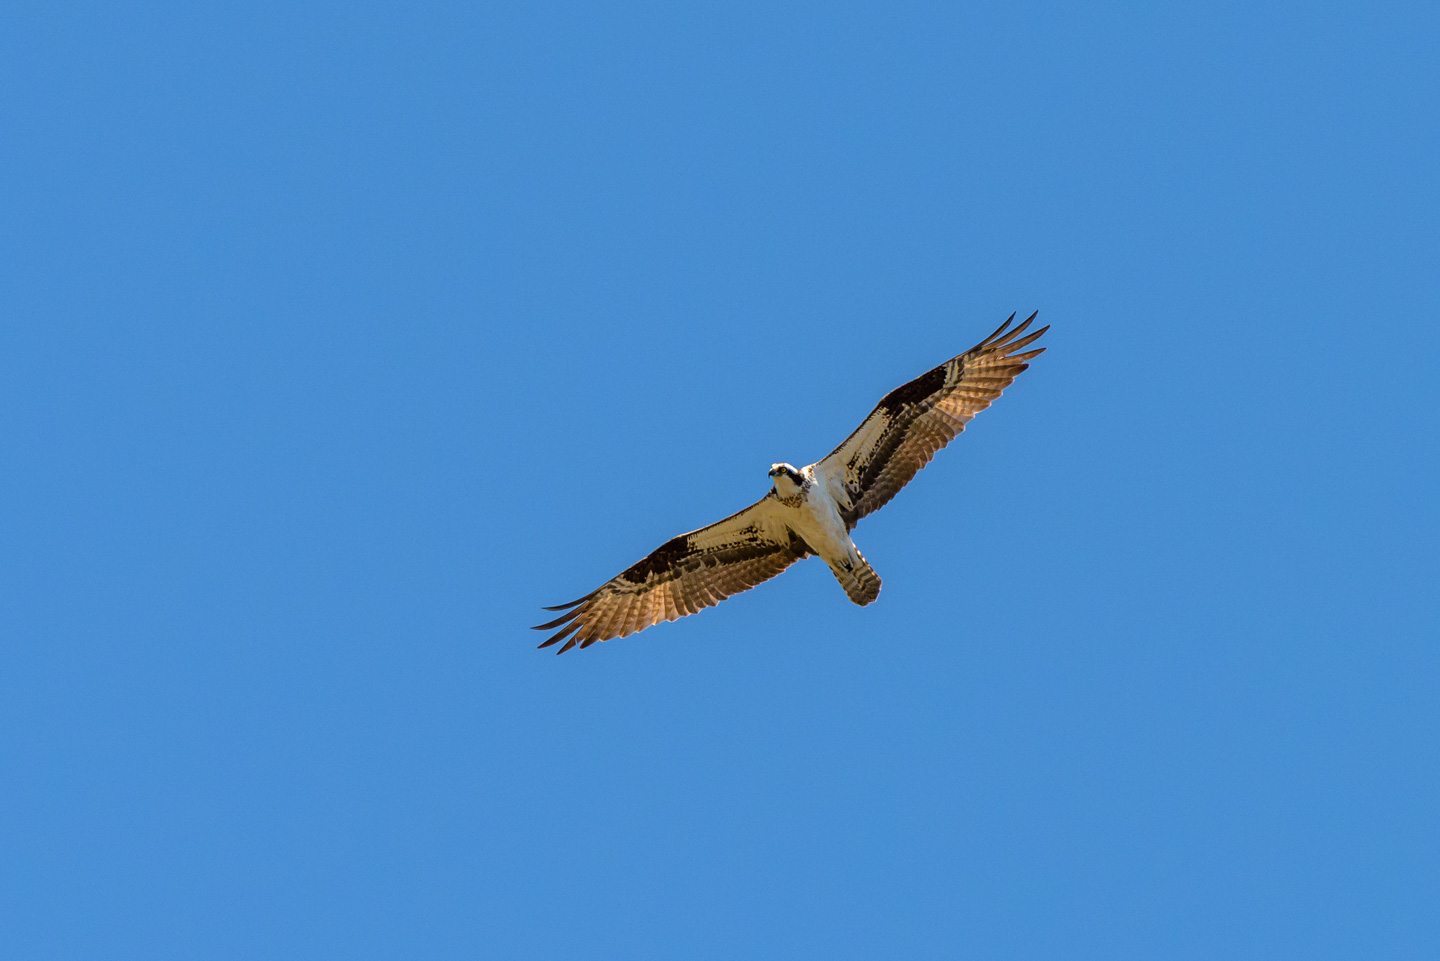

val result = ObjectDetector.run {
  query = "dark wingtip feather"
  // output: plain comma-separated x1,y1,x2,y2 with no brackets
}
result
993,313,1039,348
981,312,1018,345
532,606,585,631
1002,325,1049,355
541,592,595,612
538,619,584,651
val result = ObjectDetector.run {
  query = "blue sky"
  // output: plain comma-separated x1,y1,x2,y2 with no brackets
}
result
3,1,1438,957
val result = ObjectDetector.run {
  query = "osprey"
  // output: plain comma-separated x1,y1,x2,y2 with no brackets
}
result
535,313,1048,653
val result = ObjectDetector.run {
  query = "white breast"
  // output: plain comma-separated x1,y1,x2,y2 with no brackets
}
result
784,467,855,567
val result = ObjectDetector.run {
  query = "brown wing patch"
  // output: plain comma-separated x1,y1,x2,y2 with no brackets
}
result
619,534,690,585
876,364,946,414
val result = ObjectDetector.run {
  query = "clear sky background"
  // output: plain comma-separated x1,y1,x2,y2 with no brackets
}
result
3,1,1438,958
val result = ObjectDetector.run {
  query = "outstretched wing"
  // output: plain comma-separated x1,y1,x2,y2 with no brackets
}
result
534,496,810,654
815,312,1048,528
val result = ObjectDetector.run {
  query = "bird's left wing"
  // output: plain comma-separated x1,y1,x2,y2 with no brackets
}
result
534,496,809,654
815,313,1048,528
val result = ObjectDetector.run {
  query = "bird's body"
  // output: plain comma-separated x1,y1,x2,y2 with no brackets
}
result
535,313,1048,653
770,461,882,605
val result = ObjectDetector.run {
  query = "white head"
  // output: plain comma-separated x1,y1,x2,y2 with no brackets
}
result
768,462,806,496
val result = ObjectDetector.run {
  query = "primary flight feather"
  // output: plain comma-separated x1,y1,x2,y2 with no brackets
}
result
535,312,1049,653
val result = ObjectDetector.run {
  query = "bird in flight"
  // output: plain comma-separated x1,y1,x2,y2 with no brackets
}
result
535,313,1048,653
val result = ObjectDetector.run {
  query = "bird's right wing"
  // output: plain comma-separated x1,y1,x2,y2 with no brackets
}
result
815,313,1048,528
534,496,810,654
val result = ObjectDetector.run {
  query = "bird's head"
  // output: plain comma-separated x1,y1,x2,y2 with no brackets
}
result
769,463,805,493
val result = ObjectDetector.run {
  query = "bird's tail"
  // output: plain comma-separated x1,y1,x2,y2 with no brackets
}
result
830,549,881,606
